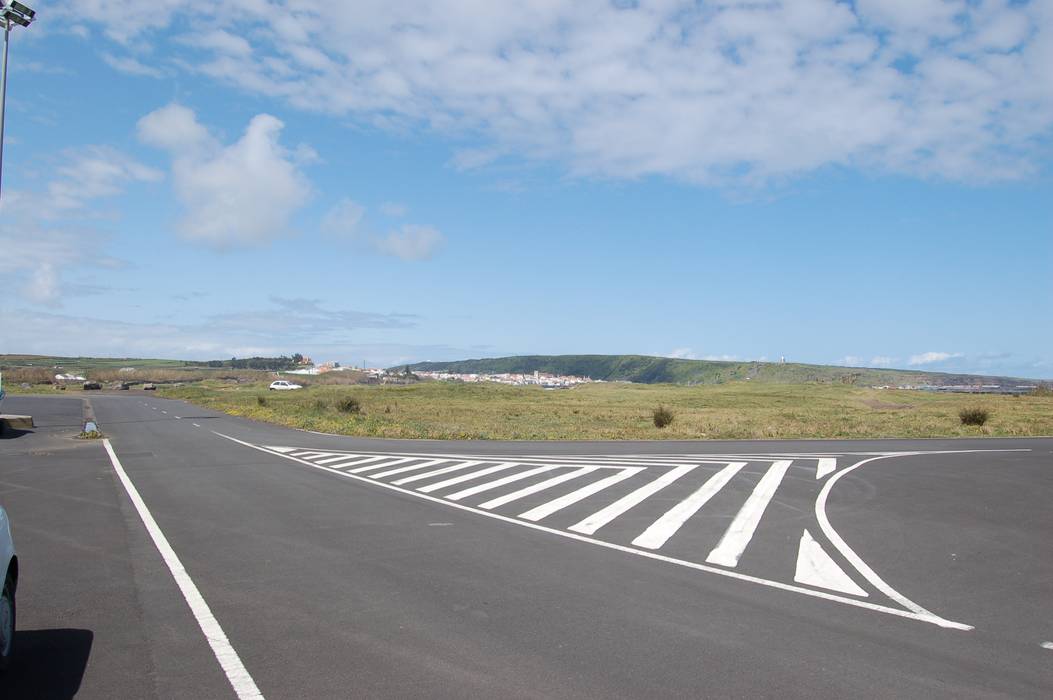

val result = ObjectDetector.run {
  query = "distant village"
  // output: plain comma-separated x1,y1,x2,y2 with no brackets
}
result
284,358,592,389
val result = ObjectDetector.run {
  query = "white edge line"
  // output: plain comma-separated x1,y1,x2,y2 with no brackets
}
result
816,452,961,625
215,431,972,631
103,439,265,700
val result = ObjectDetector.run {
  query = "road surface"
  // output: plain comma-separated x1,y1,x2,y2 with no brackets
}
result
1,393,1051,698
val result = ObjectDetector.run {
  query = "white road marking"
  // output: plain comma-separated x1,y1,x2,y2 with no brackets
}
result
569,464,698,536
633,462,747,550
794,529,868,596
418,462,520,493
478,466,596,510
707,460,792,567
161,411,167,414
192,423,201,427
103,440,264,699
316,453,362,465
263,446,297,454
346,457,417,474
816,454,948,621
445,464,559,501
816,458,837,479
393,461,483,486
224,433,972,630
290,451,336,459
370,458,449,480
320,455,390,470
1041,642,1053,650
520,468,643,522
175,416,182,420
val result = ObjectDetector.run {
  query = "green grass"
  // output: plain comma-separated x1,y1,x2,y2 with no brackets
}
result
156,380,1053,440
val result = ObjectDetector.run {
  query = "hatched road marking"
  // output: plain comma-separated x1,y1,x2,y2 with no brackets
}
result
217,434,1027,631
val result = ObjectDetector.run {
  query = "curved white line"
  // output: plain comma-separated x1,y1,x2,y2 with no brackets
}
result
816,452,958,627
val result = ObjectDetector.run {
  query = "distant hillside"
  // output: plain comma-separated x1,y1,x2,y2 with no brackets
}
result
403,354,1040,387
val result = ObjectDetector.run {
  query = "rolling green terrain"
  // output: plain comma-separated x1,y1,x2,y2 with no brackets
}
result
405,354,1038,387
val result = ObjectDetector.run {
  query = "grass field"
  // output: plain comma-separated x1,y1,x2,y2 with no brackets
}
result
153,380,1053,440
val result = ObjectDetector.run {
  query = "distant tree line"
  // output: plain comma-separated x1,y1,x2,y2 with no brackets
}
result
183,354,305,371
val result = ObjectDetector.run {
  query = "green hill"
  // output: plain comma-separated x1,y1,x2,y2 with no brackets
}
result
403,354,1039,387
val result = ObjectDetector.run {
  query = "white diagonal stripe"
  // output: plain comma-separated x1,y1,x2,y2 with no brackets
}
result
316,453,361,465
816,458,837,479
519,468,643,522
418,462,520,493
370,458,449,480
478,466,597,510
393,460,483,485
569,464,698,535
706,460,793,567
347,456,418,474
322,455,391,470
445,465,560,501
632,461,747,550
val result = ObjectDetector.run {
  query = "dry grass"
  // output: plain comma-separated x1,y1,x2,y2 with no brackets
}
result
154,380,1053,440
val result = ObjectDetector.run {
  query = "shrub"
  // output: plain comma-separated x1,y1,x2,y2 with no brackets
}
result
652,405,675,428
337,396,361,414
959,407,989,426
256,395,267,406
314,398,330,411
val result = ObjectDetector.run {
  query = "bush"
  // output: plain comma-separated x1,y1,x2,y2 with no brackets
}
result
652,405,675,428
256,395,267,406
959,407,989,426
337,396,361,414
314,399,330,411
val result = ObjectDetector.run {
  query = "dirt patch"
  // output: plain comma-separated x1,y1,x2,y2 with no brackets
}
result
861,399,913,410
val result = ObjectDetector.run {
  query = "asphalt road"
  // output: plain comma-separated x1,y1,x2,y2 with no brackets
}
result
1,392,1051,698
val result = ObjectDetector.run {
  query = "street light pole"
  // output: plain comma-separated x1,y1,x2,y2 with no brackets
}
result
0,1,36,202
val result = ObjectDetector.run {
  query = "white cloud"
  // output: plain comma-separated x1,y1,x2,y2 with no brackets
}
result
320,198,366,237
59,0,1053,185
102,53,164,78
0,146,157,306
667,348,697,360
137,104,312,247
371,224,445,261
379,201,408,217
870,356,897,367
841,355,865,366
909,351,965,366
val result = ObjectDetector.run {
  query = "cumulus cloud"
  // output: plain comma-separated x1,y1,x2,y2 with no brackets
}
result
379,201,408,217
56,0,1053,185
137,104,312,246
321,199,445,259
909,351,965,366
667,348,697,360
320,198,365,237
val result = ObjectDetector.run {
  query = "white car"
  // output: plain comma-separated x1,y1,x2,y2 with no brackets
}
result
268,380,303,391
0,506,16,671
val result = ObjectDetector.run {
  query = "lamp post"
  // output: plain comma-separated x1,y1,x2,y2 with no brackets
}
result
0,1,35,201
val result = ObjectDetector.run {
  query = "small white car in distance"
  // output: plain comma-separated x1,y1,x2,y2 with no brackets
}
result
268,380,303,391
0,506,17,671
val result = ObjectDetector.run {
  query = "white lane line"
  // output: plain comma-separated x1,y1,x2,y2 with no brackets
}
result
816,458,836,479
519,468,643,522
102,440,264,699
478,466,596,510
1041,642,1053,650
315,454,361,465
370,458,449,480
815,453,953,622
216,432,973,631
192,423,201,427
445,465,559,501
418,462,520,494
632,462,747,550
569,464,698,536
707,460,792,567
393,461,482,486
346,457,418,474
794,529,868,596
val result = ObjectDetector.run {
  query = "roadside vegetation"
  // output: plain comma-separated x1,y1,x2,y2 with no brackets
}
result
150,380,1053,440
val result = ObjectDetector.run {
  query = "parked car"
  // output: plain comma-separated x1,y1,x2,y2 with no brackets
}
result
143,383,157,391
0,506,17,671
82,381,102,390
269,380,303,391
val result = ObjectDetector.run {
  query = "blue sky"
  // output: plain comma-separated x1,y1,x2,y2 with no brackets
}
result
0,0,1050,377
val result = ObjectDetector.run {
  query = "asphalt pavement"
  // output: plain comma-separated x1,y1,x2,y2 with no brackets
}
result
1,392,1051,698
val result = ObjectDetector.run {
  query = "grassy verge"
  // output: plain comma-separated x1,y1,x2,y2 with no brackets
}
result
155,380,1053,440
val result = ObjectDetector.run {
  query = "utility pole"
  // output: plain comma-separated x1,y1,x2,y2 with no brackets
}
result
0,1,35,201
